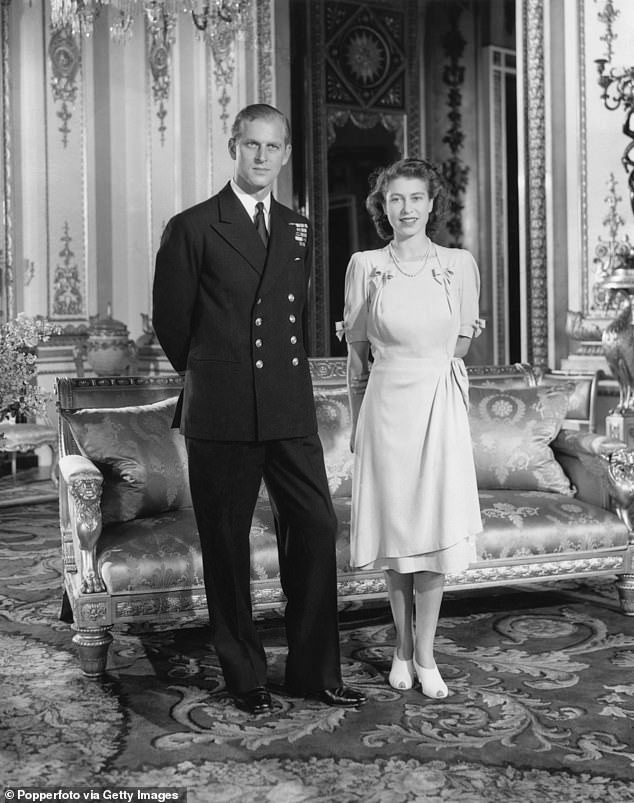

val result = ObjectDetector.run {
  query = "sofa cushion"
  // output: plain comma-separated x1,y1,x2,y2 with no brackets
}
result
96,490,628,595
97,497,354,593
64,397,191,525
468,384,574,495
257,384,353,502
98,508,204,593
475,489,629,560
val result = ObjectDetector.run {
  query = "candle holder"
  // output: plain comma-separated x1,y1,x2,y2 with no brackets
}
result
596,58,634,217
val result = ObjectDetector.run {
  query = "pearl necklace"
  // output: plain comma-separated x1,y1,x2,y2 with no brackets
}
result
388,242,432,278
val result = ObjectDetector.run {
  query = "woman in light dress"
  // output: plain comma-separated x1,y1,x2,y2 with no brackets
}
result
342,158,483,698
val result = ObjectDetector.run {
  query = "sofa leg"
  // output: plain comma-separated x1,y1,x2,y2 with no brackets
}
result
615,574,634,615
71,625,113,677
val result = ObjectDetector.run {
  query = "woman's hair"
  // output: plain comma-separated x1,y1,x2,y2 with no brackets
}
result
365,157,448,240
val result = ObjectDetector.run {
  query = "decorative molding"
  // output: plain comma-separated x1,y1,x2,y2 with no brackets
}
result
447,555,626,585
592,173,632,305
60,374,184,395
579,0,590,312
256,0,274,104
440,3,469,249
486,47,517,364
326,109,404,149
324,1,407,110
405,0,420,156
595,0,619,63
48,26,81,147
309,0,327,356
309,356,347,382
145,7,177,145
523,0,548,367
247,555,627,606
52,222,84,318
76,602,109,624
1,0,13,322
493,59,505,361
115,591,207,619
203,4,254,133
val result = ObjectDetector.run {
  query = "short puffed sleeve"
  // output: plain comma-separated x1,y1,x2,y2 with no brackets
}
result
343,252,370,343
458,250,483,339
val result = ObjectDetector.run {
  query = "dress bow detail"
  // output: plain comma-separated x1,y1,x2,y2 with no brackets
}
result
432,263,454,314
370,266,395,285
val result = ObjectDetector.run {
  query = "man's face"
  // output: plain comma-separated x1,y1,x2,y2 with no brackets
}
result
229,116,291,195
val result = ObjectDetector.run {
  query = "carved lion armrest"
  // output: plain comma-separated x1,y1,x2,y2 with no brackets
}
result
58,455,106,594
551,431,634,527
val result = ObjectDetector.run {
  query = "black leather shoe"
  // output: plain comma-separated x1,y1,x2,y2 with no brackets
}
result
232,687,272,715
307,685,367,707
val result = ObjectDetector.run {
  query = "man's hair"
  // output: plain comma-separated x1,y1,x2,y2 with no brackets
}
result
230,104,291,145
365,157,448,240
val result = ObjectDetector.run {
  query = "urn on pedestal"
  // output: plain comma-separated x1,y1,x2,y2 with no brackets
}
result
85,305,136,376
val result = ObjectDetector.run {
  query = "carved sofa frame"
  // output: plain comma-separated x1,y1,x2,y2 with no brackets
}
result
56,360,634,677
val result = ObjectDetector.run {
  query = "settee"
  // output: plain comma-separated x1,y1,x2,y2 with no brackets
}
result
56,359,634,677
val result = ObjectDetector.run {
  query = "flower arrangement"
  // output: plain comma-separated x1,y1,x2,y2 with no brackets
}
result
0,313,59,422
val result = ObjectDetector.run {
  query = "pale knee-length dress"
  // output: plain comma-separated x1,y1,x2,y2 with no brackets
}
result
343,242,482,574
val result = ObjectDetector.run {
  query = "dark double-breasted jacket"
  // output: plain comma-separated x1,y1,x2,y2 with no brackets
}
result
152,182,318,442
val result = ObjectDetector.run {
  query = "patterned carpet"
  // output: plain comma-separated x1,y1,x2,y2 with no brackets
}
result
1,495,634,802
0,467,57,507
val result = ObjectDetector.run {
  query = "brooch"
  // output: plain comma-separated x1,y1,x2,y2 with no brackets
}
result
289,222,308,247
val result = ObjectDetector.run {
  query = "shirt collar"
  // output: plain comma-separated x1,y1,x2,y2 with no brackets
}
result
230,180,271,220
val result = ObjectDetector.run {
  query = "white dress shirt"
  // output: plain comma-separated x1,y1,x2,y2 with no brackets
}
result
230,180,271,232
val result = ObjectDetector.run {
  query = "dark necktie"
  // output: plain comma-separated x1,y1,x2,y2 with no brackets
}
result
254,201,269,247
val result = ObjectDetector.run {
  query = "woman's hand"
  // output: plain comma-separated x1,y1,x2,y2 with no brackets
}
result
347,340,370,455
453,335,471,359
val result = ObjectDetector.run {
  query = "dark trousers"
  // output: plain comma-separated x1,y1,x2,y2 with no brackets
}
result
186,434,342,694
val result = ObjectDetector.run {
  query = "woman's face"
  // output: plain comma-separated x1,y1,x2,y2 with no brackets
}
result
384,175,434,240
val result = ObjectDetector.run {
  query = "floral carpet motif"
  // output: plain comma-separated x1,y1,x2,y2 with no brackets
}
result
1,501,634,802
0,468,57,507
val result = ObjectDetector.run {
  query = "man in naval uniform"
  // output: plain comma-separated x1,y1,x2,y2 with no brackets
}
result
152,104,366,715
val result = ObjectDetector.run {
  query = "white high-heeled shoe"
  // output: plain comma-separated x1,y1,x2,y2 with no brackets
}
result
414,658,448,699
388,650,415,690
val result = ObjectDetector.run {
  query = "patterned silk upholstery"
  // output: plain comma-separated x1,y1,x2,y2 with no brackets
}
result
85,379,619,594
315,385,353,497
98,509,204,593
476,490,628,560
96,488,629,594
63,397,191,525
97,497,353,592
56,365,634,678
468,384,574,495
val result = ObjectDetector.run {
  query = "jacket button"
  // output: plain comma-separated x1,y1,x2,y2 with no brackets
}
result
291,357,299,366
255,339,263,348
288,293,295,302
255,317,262,326
289,314,296,323
290,335,297,344
256,297,262,304
255,360,264,369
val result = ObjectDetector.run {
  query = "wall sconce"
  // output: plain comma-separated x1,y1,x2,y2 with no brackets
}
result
595,0,634,217
595,59,634,218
